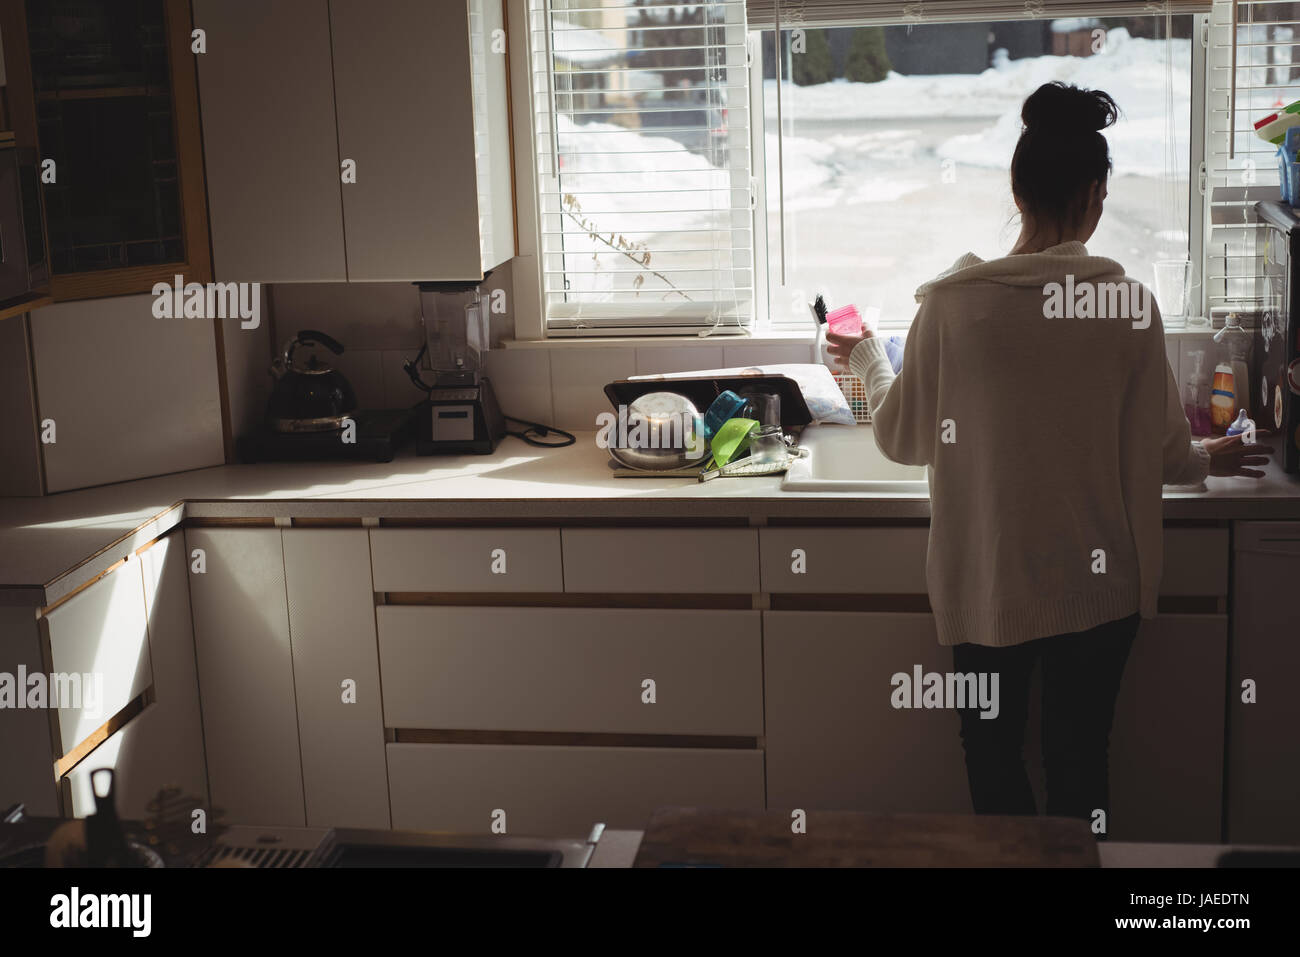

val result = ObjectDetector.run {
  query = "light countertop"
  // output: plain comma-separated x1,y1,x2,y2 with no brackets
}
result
1,429,1297,606
587,830,1297,867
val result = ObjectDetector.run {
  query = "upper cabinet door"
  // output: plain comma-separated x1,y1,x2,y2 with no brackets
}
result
330,0,512,282
1,0,212,300
193,0,346,282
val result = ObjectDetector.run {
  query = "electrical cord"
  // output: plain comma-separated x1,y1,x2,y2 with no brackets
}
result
504,415,575,448
402,344,575,448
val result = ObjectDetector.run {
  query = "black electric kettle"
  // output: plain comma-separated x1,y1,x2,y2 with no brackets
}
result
266,330,358,432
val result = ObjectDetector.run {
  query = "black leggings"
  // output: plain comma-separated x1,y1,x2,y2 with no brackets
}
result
950,613,1139,827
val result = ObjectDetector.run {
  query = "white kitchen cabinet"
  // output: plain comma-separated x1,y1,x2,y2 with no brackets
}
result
378,606,763,736
757,527,1227,596
29,295,224,492
1024,614,1227,843
387,743,765,836
194,0,512,283
186,528,305,826
561,529,761,594
9,532,207,821
193,0,347,282
40,557,153,757
0,604,61,816
282,529,389,829
763,611,972,814
117,532,210,815
330,0,514,281
370,528,563,593
1227,522,1300,844
759,528,929,593
65,709,169,819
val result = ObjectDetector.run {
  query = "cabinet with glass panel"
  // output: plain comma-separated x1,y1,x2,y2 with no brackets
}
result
0,0,210,301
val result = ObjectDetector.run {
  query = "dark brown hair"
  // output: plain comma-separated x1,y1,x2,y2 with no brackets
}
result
1010,82,1120,229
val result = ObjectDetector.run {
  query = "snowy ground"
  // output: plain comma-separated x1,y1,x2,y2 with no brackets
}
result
762,30,1193,325
551,29,1195,325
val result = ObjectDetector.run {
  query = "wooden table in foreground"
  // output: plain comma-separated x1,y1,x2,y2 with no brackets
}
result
633,809,1100,868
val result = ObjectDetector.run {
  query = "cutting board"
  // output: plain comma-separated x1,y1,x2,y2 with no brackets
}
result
633,808,1100,868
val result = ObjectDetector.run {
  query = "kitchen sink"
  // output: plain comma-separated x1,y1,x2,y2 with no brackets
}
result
782,423,928,493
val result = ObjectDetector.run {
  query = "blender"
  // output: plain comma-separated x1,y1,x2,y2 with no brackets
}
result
410,279,506,454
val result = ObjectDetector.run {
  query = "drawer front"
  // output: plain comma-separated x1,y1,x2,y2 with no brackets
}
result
370,528,563,592
561,529,760,593
760,528,929,594
387,743,765,836
43,559,153,756
1161,528,1229,596
377,606,763,735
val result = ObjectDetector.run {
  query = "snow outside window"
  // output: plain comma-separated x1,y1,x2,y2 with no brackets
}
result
756,16,1195,331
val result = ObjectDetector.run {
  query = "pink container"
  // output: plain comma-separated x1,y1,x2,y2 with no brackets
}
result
826,304,864,336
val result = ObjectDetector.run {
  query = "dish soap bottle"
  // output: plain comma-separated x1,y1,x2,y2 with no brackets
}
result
1210,362,1237,434
1183,350,1212,436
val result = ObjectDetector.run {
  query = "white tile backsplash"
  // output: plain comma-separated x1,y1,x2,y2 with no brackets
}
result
634,345,724,376
330,349,385,409
722,343,814,368
381,349,422,409
549,347,635,431
483,348,553,425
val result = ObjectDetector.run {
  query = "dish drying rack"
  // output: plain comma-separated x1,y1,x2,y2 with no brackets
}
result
833,373,871,424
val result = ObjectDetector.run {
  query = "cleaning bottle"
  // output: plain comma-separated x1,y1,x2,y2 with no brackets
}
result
1210,362,1237,434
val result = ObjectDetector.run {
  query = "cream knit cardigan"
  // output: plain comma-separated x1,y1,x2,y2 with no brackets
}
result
848,241,1210,647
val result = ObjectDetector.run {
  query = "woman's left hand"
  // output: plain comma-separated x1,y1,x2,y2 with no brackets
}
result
824,326,873,373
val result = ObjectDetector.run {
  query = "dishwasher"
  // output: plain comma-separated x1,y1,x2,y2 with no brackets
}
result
1227,522,1300,844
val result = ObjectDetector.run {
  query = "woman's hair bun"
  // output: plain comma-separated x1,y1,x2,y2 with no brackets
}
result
1021,81,1119,136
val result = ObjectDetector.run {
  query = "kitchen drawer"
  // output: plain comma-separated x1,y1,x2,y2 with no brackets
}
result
1160,528,1229,596
561,529,760,593
377,606,763,735
760,528,929,593
41,559,154,756
387,743,765,836
370,528,563,592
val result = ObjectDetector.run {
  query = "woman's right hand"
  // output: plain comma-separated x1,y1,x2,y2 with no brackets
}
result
1201,433,1274,478
824,326,873,373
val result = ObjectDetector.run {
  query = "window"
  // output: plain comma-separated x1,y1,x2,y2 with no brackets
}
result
1205,0,1299,316
524,1,1212,339
529,0,754,335
752,12,1199,330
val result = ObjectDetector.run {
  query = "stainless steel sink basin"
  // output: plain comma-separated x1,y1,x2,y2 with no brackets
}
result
781,423,928,493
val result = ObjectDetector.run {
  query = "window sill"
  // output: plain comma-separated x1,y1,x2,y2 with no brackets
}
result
501,330,816,350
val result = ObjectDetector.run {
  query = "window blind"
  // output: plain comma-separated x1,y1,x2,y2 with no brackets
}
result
1205,0,1296,316
530,0,754,335
748,0,1210,28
